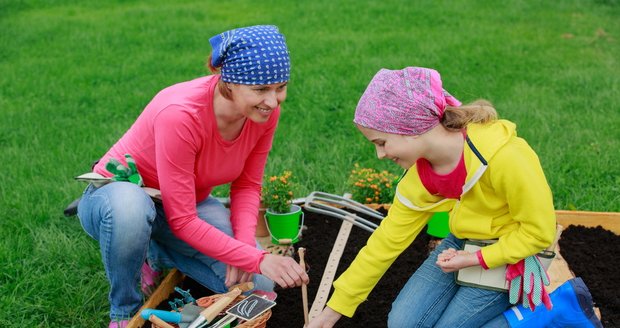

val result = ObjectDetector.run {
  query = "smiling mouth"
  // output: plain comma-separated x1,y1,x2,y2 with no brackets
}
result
256,106,273,113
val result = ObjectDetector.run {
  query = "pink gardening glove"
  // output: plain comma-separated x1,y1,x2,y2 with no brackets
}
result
506,256,553,310
506,260,525,304
523,255,552,310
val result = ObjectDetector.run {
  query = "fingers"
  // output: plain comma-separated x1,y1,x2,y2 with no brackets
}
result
437,248,457,262
225,265,236,288
260,254,309,288
509,277,521,304
307,306,341,328
225,266,255,288
240,271,253,284
278,257,308,288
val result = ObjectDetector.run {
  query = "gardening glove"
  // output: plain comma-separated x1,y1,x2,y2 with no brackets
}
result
523,255,552,310
105,154,143,186
506,255,553,310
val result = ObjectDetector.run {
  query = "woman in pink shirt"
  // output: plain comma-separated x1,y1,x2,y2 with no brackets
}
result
77,25,308,327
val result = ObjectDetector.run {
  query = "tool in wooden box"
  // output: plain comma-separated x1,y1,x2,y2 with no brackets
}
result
186,282,255,328
304,191,384,232
141,282,257,328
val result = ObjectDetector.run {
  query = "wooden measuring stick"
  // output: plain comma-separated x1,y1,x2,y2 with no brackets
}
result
298,247,309,326
308,217,353,321
148,314,174,328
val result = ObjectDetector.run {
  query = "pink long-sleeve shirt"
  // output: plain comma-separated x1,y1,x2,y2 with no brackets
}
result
93,75,278,273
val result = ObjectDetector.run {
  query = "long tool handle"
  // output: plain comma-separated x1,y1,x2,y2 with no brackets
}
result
200,287,244,323
209,314,237,328
188,282,254,328
228,281,254,292
299,247,309,326
546,224,564,252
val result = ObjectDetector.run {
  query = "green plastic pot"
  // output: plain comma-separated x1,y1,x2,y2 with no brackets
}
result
427,212,450,238
264,204,304,244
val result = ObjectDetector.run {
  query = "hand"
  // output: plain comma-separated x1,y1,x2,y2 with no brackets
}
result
225,265,254,288
105,154,143,186
435,248,478,273
259,254,309,288
307,306,342,328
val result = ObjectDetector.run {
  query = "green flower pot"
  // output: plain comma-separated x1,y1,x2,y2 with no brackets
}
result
264,204,304,245
427,212,450,238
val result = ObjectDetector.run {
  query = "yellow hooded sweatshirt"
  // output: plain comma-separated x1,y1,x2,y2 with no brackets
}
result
327,119,557,317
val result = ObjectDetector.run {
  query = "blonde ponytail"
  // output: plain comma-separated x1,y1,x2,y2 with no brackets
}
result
441,99,498,130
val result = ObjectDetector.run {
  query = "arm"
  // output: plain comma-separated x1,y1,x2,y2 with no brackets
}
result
480,138,557,268
153,106,266,273
327,194,432,317
229,110,279,246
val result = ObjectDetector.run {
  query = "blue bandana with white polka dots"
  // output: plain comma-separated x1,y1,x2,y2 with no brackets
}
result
209,25,290,85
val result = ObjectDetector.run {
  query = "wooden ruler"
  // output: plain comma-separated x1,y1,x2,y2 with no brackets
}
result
308,216,353,320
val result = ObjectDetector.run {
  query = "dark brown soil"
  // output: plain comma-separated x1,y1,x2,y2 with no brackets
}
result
155,210,620,327
268,207,432,328
559,225,620,327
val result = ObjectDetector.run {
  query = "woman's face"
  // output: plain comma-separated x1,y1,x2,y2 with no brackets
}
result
229,82,288,123
357,125,426,170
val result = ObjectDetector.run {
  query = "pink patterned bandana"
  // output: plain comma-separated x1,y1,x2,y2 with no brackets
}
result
354,67,461,135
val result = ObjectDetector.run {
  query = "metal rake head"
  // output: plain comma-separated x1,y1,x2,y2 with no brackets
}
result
304,191,384,232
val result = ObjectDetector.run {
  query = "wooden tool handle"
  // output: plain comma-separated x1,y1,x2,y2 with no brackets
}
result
299,247,309,326
228,281,254,292
546,224,564,252
200,287,244,323
148,314,175,328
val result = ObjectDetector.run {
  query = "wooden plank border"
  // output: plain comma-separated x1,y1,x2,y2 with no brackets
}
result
366,205,620,235
127,269,184,328
555,210,620,234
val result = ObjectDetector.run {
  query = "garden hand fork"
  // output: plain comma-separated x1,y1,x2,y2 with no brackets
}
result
304,191,384,232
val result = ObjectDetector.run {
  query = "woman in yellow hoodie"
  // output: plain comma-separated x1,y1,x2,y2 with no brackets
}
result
307,67,602,328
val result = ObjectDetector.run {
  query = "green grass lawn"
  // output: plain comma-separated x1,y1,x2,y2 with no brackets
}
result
1,0,618,326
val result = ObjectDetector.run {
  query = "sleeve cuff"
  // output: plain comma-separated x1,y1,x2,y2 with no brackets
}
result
255,250,269,274
476,250,489,270
326,288,364,318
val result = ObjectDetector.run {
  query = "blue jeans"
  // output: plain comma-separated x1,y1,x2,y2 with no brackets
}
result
388,234,511,328
77,182,273,320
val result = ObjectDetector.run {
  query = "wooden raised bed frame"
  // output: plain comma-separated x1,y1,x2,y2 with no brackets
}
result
127,210,619,328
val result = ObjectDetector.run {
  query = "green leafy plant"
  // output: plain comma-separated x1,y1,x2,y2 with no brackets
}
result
262,171,295,213
348,164,398,204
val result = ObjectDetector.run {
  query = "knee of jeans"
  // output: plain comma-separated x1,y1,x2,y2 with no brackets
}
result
196,200,232,236
106,183,156,228
253,274,275,292
434,234,464,253
388,303,419,328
